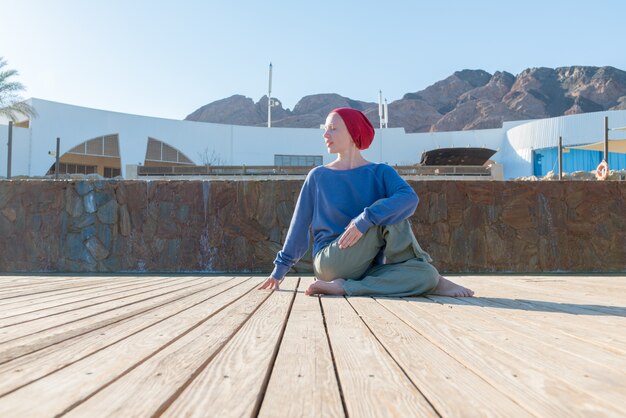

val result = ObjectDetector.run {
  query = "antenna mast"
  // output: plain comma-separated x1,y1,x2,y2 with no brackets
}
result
384,98,389,128
378,90,383,129
268,62,273,128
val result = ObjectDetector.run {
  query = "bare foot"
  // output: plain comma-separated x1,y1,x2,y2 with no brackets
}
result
428,276,474,297
305,279,346,296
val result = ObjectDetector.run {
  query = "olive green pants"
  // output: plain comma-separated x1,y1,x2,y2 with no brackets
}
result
313,220,440,297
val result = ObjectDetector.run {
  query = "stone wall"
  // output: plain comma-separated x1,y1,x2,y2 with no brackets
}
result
0,180,624,273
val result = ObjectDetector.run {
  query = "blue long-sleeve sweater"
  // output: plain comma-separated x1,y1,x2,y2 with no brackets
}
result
271,163,419,280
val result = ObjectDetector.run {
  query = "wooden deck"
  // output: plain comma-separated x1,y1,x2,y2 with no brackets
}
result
0,274,624,417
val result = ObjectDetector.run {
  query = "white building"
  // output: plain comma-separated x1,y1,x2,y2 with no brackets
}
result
1,98,625,179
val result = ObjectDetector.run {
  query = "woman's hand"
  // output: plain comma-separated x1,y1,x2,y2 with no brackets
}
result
338,222,363,249
259,276,282,290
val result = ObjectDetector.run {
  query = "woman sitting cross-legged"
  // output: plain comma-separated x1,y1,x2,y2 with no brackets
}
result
259,107,473,298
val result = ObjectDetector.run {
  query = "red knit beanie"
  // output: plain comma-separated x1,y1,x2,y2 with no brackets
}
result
331,108,375,150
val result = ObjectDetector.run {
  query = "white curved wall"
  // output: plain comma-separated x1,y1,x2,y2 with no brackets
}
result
24,99,331,176
504,110,626,178
3,98,626,179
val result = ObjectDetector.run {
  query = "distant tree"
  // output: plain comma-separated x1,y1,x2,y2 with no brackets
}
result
0,57,37,121
198,147,225,166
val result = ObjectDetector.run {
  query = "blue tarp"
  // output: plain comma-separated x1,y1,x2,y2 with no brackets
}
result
533,147,626,176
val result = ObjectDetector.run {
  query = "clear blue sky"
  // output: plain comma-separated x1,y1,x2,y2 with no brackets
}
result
2,0,625,120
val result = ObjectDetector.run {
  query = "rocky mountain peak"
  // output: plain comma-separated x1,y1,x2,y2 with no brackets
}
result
185,66,626,133
454,69,492,88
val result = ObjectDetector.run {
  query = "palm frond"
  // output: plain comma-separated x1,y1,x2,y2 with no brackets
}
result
0,81,26,98
0,100,37,121
0,69,20,85
0,57,36,121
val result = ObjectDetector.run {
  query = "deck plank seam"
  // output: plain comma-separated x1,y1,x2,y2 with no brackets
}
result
0,278,199,321
0,278,148,305
0,276,149,301
347,297,443,418
468,279,626,317
403,297,625,414
251,277,301,418
151,279,275,418
461,296,626,353
318,295,349,418
0,278,210,328
377,296,538,417
0,280,220,344
0,278,249,397
0,276,110,289
53,277,262,417
427,295,626,366
0,279,138,301
0,278,239,366
0,277,168,308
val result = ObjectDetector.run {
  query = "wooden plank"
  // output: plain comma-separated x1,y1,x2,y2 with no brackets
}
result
0,275,202,300
0,275,620,417
454,280,626,334
0,275,92,288
0,277,207,334
486,275,626,303
379,297,624,417
444,275,626,295
0,277,208,328
0,277,264,417
348,296,532,417
454,275,626,312
0,278,234,363
319,296,437,418
0,275,128,292
0,276,191,309
0,276,169,308
518,275,625,287
61,277,272,417
421,296,626,406
258,277,344,418
0,276,126,299
0,276,71,290
0,276,184,318
449,276,626,328
492,275,625,288
0,277,252,396
442,296,626,358
458,296,626,354
0,276,201,314
159,279,299,418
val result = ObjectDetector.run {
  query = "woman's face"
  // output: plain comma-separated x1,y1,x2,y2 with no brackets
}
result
323,112,355,154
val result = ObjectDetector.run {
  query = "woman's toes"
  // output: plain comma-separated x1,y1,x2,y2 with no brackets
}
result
304,282,316,295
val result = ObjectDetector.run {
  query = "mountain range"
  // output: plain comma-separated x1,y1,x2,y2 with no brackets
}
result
185,66,626,133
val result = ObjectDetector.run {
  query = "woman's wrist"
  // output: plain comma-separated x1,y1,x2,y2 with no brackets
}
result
271,265,289,281
353,213,373,234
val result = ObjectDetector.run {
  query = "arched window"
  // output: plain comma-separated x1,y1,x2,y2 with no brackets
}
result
68,134,120,157
47,134,121,178
145,137,194,165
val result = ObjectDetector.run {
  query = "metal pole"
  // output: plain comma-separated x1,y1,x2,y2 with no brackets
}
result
55,137,60,180
378,90,383,129
379,125,383,162
558,136,563,180
268,62,272,128
604,116,609,167
7,121,12,179
384,98,389,128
